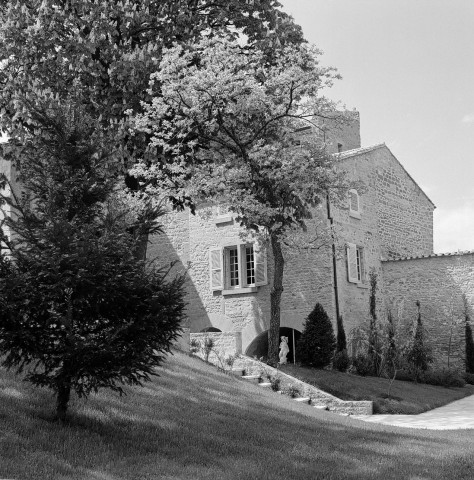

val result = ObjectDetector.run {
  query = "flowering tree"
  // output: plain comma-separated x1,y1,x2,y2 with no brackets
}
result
131,38,348,364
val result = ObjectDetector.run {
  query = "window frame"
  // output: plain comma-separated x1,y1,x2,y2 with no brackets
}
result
346,243,367,285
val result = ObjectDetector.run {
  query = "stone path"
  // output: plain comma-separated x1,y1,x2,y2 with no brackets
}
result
353,394,474,430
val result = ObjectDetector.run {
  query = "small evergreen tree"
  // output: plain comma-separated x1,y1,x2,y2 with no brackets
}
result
368,271,382,375
298,303,336,368
0,102,185,421
385,309,398,377
406,301,432,381
465,317,474,374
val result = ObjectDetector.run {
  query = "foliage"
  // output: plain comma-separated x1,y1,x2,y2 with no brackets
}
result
406,301,433,382
422,369,465,389
352,353,373,377
464,372,474,385
267,374,281,392
368,271,382,375
333,349,351,372
385,309,398,377
297,303,336,368
0,104,185,421
132,37,348,364
465,317,474,373
0,0,305,264
284,384,300,398
336,315,347,352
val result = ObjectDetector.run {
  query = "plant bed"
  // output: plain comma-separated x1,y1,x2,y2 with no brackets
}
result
280,364,474,415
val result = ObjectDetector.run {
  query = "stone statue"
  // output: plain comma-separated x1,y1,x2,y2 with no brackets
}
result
279,336,289,364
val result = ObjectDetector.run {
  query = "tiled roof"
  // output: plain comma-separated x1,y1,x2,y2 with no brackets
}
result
383,251,474,262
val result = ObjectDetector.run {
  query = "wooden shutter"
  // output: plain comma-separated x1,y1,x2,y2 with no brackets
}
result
347,243,360,283
254,243,268,286
209,247,223,291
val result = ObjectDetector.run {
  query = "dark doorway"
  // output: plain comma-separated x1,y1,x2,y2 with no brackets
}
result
245,327,301,363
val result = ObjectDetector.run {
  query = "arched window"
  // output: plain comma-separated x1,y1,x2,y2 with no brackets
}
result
349,189,361,219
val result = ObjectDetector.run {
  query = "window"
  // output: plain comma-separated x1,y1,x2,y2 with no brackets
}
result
346,243,366,284
209,243,267,292
349,189,361,219
215,204,233,224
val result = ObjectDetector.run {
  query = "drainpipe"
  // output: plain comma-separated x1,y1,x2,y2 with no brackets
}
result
326,194,340,321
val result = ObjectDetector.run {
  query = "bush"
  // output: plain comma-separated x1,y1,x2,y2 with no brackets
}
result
466,321,474,373
269,375,281,392
464,372,474,385
333,349,351,372
353,353,373,377
297,303,336,368
422,369,465,388
284,384,300,398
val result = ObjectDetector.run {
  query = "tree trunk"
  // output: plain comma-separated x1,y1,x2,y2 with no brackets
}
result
268,235,284,366
56,379,71,422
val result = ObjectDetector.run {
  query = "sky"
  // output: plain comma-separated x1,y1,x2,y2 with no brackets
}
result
279,0,474,253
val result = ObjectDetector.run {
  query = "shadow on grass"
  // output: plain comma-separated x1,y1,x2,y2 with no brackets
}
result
1,352,473,480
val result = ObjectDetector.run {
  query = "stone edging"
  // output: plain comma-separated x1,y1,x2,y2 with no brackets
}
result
234,355,373,416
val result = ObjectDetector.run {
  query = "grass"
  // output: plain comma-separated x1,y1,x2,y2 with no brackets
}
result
279,363,474,414
1,351,474,480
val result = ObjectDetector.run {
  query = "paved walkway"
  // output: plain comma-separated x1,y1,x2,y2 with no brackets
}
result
353,394,474,429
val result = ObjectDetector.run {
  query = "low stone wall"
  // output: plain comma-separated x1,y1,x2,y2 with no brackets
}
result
234,356,372,415
190,332,242,366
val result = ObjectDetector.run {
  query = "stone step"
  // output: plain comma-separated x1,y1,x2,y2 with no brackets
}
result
241,374,261,384
258,382,272,388
313,404,329,410
294,397,311,404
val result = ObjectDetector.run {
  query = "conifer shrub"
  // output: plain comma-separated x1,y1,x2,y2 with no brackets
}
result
406,301,432,381
465,319,474,374
297,303,336,368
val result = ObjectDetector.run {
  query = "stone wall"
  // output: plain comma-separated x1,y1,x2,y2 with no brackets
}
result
190,332,242,365
338,145,434,260
148,204,336,355
383,252,474,370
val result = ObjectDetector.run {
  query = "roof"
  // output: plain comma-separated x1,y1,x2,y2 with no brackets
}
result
334,143,436,208
383,251,474,262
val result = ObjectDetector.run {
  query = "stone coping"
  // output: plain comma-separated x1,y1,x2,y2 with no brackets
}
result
234,356,372,416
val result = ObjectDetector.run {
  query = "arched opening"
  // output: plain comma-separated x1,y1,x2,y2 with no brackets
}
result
245,327,301,363
200,327,222,333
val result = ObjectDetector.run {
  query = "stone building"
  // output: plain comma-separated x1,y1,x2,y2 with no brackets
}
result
149,112,474,369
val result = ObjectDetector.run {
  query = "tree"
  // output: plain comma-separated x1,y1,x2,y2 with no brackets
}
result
465,309,474,374
333,314,350,372
297,303,336,368
368,271,382,375
406,301,432,381
131,38,348,364
0,1,305,254
0,102,185,421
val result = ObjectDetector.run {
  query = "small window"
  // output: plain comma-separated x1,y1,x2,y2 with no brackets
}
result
347,243,366,284
209,243,267,291
215,204,233,224
349,189,361,219
337,143,343,153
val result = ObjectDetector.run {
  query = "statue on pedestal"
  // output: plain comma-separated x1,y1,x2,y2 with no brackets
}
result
279,336,289,365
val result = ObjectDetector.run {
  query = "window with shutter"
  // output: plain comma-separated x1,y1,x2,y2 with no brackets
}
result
212,242,267,292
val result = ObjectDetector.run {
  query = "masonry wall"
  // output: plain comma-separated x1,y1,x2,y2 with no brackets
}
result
148,204,335,354
382,253,474,370
342,147,435,260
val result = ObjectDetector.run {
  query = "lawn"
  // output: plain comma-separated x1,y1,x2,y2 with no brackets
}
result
1,351,474,480
280,363,474,414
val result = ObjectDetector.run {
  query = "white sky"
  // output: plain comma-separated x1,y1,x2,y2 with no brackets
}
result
280,0,474,253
